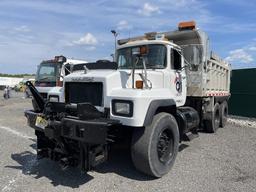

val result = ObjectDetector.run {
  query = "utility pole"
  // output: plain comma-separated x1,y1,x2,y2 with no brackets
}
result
111,30,118,61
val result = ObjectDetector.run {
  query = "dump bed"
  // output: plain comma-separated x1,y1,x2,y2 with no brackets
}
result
186,52,231,97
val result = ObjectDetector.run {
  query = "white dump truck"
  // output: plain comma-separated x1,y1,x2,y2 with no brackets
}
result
35,55,87,102
25,21,231,178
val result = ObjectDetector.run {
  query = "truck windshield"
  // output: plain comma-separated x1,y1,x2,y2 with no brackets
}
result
36,63,60,82
117,44,166,69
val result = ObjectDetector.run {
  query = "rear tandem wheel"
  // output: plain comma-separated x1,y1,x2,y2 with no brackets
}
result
204,103,220,133
220,101,228,128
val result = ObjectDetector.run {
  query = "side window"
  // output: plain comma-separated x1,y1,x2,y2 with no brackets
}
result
171,49,182,70
118,55,127,68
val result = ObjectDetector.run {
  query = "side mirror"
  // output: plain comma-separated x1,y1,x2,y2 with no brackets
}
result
64,64,73,75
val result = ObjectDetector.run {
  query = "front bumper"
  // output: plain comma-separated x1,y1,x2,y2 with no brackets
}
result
25,110,119,144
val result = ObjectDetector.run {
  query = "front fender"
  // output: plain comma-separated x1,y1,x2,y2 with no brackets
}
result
143,99,177,127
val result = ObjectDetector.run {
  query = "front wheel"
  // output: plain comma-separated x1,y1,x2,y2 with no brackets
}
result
131,113,179,178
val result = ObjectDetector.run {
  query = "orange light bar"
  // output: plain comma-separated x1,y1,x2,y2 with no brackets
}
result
136,80,143,89
145,32,157,40
178,21,196,30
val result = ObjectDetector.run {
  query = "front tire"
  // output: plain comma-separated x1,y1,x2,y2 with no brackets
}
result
131,113,179,178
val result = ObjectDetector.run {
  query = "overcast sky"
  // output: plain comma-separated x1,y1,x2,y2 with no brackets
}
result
0,0,256,74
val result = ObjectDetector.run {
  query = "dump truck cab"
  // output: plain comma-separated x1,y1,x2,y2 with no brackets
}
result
63,38,187,127
114,39,187,126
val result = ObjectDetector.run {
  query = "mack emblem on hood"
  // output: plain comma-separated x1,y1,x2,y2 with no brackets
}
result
70,77,94,82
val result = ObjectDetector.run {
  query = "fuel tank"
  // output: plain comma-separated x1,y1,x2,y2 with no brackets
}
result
176,106,200,134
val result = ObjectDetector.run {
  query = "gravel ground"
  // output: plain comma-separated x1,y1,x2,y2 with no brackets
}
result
0,91,256,192
228,115,256,128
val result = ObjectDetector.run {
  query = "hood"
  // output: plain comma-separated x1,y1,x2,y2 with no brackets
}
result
64,69,165,89
63,69,166,108
65,69,117,80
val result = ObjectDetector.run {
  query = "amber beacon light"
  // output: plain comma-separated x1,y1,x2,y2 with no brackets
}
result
178,21,196,30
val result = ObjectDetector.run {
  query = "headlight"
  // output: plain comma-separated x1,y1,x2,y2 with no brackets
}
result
49,95,59,102
112,100,133,117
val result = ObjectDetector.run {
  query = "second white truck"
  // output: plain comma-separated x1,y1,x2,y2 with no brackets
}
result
35,55,87,102
25,21,231,178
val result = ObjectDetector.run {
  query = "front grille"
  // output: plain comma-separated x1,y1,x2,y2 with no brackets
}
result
65,82,103,106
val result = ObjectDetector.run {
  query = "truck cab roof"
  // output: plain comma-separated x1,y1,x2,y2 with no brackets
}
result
117,39,180,50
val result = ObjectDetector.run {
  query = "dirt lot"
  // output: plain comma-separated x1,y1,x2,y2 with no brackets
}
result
0,91,256,192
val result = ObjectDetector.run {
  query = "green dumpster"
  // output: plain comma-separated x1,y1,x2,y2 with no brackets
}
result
229,68,256,118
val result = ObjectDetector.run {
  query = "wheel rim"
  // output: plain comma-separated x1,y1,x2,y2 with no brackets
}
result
157,128,174,164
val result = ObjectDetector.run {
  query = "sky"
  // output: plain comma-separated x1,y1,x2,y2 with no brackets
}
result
0,0,256,74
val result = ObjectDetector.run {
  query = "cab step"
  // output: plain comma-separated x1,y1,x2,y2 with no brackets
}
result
183,132,199,141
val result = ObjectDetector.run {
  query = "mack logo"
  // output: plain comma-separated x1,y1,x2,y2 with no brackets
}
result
174,72,182,93
71,77,94,82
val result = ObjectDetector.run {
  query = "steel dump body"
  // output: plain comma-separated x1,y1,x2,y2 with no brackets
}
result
204,54,231,96
186,52,231,97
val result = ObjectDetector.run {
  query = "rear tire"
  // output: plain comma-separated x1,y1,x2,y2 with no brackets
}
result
220,101,228,127
131,113,179,178
204,103,220,133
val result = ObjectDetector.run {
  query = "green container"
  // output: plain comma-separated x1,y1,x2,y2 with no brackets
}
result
229,68,256,118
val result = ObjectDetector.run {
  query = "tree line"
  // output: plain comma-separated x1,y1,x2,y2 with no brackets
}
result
0,73,35,78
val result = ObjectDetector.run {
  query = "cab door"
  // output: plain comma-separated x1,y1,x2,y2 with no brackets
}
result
169,48,187,106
